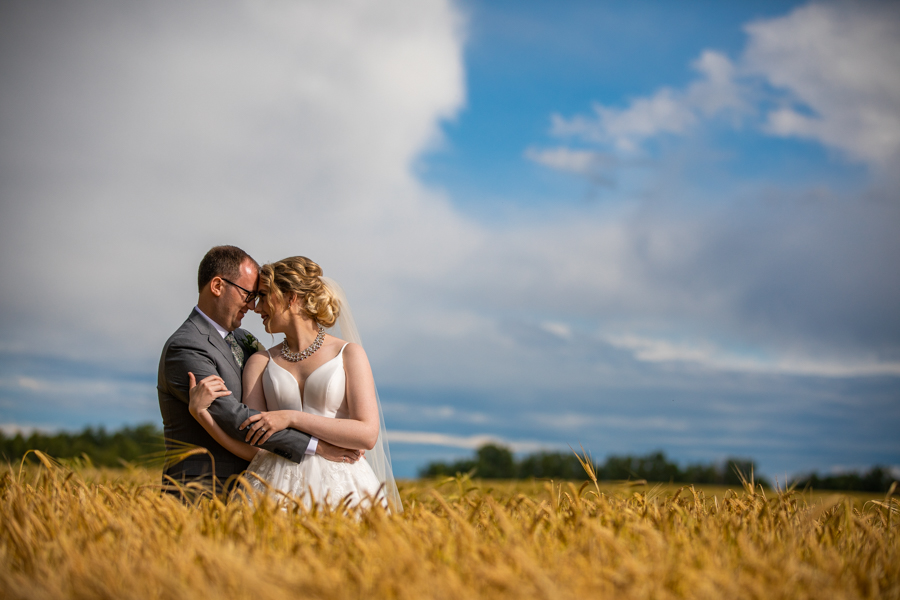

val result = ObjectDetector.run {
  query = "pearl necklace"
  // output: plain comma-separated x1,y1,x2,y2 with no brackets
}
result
281,325,326,362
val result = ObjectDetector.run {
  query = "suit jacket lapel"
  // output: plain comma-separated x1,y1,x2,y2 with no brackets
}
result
188,309,242,377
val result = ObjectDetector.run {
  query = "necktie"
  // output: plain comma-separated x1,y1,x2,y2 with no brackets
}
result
224,332,245,368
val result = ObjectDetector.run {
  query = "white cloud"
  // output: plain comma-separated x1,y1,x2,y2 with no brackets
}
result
531,412,690,433
388,430,553,453
14,377,43,392
605,334,900,378
383,402,491,425
0,375,120,396
744,2,900,164
540,321,573,340
688,50,748,117
0,0,470,368
524,146,617,180
551,88,696,153
548,50,742,154
541,3,900,168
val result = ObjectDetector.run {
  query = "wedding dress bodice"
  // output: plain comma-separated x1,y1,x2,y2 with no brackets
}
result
262,344,350,418
246,343,385,509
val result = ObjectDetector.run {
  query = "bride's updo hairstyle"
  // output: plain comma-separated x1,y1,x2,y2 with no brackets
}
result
259,256,340,327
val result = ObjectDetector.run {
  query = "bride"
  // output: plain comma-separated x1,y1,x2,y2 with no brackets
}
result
188,256,401,511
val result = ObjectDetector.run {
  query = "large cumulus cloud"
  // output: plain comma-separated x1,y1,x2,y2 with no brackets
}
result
0,0,469,367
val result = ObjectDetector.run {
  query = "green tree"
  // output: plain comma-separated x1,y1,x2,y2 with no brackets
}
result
0,424,164,467
473,444,516,478
419,456,476,477
420,443,516,478
517,451,588,479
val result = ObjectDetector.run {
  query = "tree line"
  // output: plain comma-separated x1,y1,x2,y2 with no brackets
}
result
0,424,163,467
420,444,898,492
2,426,895,492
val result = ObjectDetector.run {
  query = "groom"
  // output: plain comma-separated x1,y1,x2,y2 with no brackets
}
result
157,245,358,496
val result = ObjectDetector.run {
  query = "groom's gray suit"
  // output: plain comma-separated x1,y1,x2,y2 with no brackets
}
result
157,308,312,489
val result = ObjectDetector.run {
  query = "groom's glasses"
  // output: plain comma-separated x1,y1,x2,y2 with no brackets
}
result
221,278,258,304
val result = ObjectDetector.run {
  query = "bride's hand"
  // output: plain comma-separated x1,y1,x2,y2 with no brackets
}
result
240,411,292,445
188,372,231,416
315,439,363,463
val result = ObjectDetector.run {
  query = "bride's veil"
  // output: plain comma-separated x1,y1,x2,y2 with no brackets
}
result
320,276,402,512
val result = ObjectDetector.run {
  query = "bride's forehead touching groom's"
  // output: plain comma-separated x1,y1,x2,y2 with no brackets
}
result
198,256,259,332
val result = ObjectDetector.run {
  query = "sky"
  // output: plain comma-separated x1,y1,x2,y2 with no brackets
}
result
1,0,898,479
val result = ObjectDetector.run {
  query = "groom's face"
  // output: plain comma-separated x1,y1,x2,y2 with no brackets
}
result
221,258,259,330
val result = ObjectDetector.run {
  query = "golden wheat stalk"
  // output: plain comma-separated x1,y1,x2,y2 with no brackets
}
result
1,455,896,600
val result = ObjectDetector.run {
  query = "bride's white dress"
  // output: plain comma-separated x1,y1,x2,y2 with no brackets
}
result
243,344,385,508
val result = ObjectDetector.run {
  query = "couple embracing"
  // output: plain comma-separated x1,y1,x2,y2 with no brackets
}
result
157,245,400,511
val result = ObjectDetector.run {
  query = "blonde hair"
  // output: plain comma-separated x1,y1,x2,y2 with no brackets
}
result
259,256,340,327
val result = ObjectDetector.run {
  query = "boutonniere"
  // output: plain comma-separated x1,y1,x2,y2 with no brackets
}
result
243,332,265,354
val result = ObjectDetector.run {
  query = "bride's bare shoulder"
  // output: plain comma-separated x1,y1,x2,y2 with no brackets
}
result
246,349,271,368
322,335,363,358
340,341,368,363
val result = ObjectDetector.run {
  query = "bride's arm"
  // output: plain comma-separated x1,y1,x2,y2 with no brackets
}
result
243,343,379,451
187,352,271,462
240,351,270,413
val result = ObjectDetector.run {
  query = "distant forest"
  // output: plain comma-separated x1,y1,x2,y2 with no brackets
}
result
420,444,898,493
1,424,163,468
1,425,895,492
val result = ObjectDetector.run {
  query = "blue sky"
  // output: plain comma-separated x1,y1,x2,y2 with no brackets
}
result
425,0,864,212
1,0,898,479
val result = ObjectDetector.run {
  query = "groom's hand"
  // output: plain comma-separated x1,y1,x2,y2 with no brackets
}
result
188,372,232,416
316,439,363,464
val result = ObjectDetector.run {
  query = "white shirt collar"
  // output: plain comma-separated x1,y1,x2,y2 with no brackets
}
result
195,305,230,338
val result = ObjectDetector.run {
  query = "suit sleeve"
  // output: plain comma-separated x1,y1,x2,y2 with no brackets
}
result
164,339,312,463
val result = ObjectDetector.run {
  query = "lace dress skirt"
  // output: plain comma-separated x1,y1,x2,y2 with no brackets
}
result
242,449,386,509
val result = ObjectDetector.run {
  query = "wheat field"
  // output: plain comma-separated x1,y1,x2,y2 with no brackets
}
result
1,453,897,600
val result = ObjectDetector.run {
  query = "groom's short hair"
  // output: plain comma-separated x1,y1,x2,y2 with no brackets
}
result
198,245,259,292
